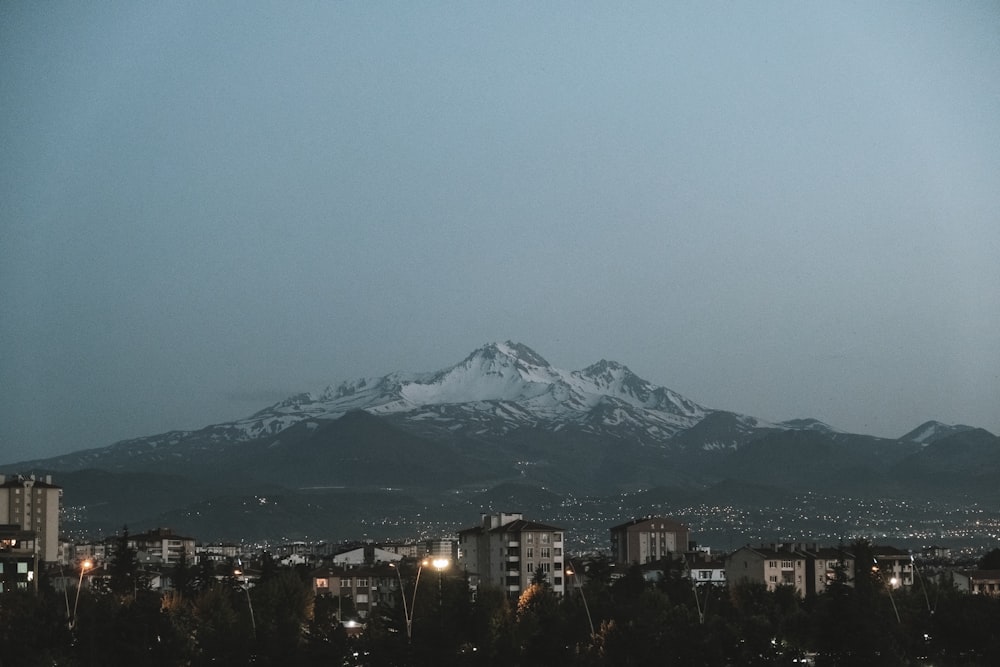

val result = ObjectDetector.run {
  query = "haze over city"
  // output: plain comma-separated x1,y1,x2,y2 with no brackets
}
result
2,2,999,464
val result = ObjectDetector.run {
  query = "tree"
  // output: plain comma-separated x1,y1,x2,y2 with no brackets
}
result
171,549,197,598
978,547,1000,570
253,569,313,662
108,525,144,599
191,584,253,665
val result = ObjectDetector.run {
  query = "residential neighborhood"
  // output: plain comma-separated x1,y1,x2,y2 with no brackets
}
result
2,474,1000,665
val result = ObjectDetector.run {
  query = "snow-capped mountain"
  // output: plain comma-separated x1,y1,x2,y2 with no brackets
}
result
10,341,997,542
244,341,709,445
23,340,901,477
900,420,976,446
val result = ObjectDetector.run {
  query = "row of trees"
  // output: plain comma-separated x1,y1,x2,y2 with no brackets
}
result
1,538,999,666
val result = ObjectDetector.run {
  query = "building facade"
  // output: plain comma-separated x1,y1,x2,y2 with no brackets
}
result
312,563,399,620
128,528,196,566
726,543,862,597
0,524,39,592
610,517,690,565
954,570,1000,596
0,475,61,563
726,545,809,595
458,512,566,598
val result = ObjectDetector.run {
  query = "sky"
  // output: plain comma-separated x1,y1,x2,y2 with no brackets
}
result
2,2,999,464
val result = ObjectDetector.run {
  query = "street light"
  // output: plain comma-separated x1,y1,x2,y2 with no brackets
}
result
390,557,450,643
873,558,901,625
564,560,595,638
69,560,92,630
233,567,257,639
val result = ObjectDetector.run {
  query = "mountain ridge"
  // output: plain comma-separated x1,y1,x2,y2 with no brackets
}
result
5,341,997,542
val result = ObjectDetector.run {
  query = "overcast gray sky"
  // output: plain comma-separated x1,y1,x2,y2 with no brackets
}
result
2,2,998,463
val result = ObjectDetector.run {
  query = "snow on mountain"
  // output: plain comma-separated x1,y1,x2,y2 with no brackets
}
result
776,418,841,435
900,420,976,446
244,341,709,443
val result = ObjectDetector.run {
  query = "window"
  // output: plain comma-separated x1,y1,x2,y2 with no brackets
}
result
781,561,793,569
541,533,550,544
541,562,551,573
769,575,778,583
356,578,369,587
555,562,562,570
316,578,329,589
541,548,550,559
340,578,352,588
554,576,562,586
526,534,534,544
526,547,534,558
554,547,562,556
554,533,562,542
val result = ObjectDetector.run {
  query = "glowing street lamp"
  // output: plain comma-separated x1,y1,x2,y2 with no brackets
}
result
233,567,257,639
390,557,450,643
564,560,595,637
69,560,93,630
873,558,901,625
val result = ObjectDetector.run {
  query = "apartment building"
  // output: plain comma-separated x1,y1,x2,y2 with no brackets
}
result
0,524,39,592
805,546,855,595
458,512,566,598
954,570,1000,596
312,563,399,619
726,543,870,597
0,475,61,563
872,545,913,589
726,545,809,595
610,517,690,565
128,528,196,565
685,551,727,586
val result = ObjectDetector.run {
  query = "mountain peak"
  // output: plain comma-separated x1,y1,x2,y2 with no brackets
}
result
581,359,633,379
469,341,551,368
900,420,976,445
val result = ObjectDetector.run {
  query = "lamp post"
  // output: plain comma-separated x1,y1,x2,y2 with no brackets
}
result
911,553,933,614
872,558,901,625
233,568,257,639
390,557,450,643
693,582,709,625
69,560,92,630
564,560,595,638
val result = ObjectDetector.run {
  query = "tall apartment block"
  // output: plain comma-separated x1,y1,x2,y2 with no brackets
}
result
0,475,62,562
610,516,691,564
458,512,566,598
